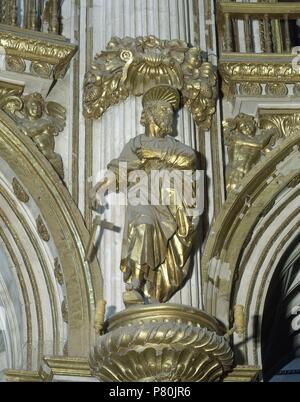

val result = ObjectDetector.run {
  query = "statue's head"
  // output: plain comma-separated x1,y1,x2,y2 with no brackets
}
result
185,47,202,67
141,85,180,137
23,93,44,119
236,113,257,137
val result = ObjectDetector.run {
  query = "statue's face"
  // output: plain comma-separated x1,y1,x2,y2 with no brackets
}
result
142,102,173,136
27,99,43,118
240,121,256,137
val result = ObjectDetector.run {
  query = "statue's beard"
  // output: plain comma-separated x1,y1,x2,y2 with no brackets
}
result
155,117,173,136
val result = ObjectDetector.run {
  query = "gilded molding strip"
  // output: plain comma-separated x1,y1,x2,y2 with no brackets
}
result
5,356,92,382
204,0,213,50
210,112,224,217
192,0,201,47
0,24,77,79
223,365,261,382
0,227,32,369
71,0,81,205
84,0,94,230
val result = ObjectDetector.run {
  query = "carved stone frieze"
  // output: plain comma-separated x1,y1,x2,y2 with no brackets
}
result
0,24,77,79
219,57,300,99
83,35,217,129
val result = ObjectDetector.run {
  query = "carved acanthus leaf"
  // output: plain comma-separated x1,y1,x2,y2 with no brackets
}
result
259,110,300,142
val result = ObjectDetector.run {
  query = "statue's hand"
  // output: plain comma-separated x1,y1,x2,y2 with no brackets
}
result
89,177,112,210
136,148,160,160
89,187,100,211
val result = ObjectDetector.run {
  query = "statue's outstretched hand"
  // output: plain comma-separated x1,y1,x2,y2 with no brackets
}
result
136,147,161,160
89,187,100,211
89,178,108,210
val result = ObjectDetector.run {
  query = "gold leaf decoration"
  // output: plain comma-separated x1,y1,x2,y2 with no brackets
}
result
240,82,262,97
30,61,52,79
83,35,217,129
265,83,288,97
12,178,29,203
90,304,233,382
54,257,64,286
36,215,50,242
5,55,26,73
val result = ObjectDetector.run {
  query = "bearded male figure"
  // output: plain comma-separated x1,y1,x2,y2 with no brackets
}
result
91,85,199,306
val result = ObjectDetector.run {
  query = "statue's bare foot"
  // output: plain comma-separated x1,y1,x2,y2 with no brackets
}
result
123,290,144,307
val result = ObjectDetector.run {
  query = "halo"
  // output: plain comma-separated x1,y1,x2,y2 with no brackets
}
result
142,85,180,110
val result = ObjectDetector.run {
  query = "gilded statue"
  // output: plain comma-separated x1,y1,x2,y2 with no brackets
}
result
223,113,272,192
90,85,199,306
18,93,66,178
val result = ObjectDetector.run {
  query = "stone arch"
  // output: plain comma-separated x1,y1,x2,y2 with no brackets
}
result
202,132,300,365
0,110,103,370
261,236,300,381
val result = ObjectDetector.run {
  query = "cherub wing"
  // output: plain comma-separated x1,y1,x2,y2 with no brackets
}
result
45,101,66,132
223,119,236,146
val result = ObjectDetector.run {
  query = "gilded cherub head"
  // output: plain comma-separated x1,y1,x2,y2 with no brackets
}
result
236,113,257,137
23,92,44,119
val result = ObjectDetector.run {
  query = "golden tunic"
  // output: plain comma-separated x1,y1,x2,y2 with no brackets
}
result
108,133,199,303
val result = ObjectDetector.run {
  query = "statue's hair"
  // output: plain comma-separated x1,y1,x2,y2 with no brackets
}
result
235,113,257,131
23,92,45,115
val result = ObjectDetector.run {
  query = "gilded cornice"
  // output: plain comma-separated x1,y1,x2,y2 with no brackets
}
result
219,54,300,98
0,24,77,79
5,357,92,382
223,366,261,382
